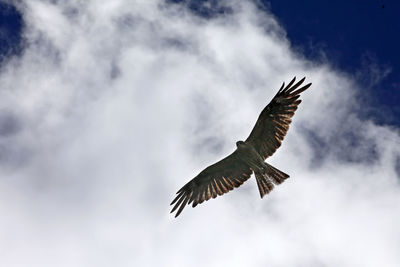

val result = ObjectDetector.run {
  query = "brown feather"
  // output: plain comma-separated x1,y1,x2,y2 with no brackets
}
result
245,77,311,160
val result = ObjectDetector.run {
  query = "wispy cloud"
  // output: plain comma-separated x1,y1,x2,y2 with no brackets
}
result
0,1,399,266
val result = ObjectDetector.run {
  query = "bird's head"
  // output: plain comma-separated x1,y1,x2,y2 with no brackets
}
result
236,140,246,148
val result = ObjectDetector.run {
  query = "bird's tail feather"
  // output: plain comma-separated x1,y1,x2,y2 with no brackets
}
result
265,163,290,185
255,163,290,198
255,172,274,198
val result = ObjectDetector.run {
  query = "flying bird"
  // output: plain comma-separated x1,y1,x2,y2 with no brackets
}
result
171,77,311,217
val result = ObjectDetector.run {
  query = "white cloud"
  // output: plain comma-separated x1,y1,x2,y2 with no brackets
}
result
0,1,399,266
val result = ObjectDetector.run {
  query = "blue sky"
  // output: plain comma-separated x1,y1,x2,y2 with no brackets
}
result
0,3,23,63
266,0,400,126
0,1,399,266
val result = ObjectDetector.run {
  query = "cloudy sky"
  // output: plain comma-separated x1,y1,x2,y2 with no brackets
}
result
0,1,399,266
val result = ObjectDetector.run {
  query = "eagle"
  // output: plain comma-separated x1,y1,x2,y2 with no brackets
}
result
170,77,311,217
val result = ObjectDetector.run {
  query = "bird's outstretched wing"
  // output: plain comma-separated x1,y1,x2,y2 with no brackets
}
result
245,77,311,160
170,151,252,217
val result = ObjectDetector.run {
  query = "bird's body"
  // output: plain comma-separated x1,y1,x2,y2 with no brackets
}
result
171,77,311,217
236,140,289,197
236,141,265,172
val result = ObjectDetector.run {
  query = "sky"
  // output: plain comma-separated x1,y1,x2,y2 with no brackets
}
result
0,1,399,267
264,0,400,126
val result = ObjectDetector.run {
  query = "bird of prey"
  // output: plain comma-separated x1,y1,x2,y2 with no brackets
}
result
170,77,311,217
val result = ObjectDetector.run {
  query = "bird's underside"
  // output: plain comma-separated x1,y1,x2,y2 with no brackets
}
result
171,77,312,217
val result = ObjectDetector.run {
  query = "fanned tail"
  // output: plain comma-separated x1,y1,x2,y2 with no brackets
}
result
265,163,290,185
255,163,290,198
255,172,274,198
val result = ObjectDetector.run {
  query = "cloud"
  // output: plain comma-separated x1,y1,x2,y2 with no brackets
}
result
0,1,399,266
